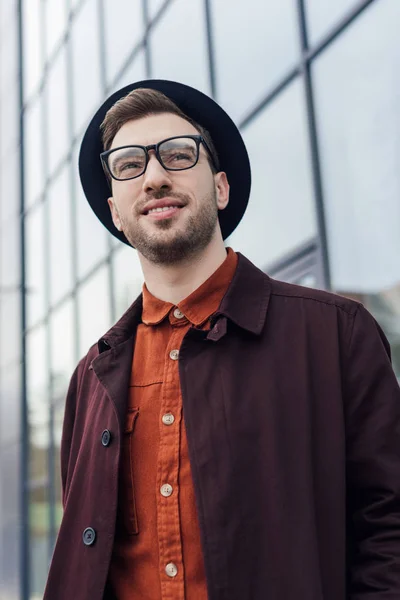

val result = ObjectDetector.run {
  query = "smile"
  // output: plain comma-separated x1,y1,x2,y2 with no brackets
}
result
147,205,182,215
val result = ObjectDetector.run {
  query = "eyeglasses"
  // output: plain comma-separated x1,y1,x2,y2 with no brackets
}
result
100,135,216,182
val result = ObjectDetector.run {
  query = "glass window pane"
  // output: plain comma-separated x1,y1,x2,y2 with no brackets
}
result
50,299,75,528
50,299,76,400
0,363,22,446
25,203,47,327
0,83,19,155
312,0,400,377
0,445,21,599
0,217,21,367
211,0,300,123
29,483,50,600
148,0,165,21
22,0,42,100
104,0,144,86
313,0,400,292
113,245,143,317
48,166,73,305
149,0,210,95
24,97,45,208
73,144,109,279
44,0,67,60
109,48,147,95
77,266,112,356
71,0,102,135
27,326,49,482
306,0,359,44
27,325,50,600
46,45,69,176
0,145,19,225
227,79,317,269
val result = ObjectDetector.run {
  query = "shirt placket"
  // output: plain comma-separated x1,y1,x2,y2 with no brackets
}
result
157,322,186,600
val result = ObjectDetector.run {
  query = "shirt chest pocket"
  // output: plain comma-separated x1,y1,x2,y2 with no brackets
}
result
117,407,140,536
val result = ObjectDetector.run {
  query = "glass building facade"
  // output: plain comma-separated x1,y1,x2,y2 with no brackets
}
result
0,0,399,598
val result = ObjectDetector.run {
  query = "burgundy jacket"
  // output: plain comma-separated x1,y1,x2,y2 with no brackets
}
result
44,253,400,600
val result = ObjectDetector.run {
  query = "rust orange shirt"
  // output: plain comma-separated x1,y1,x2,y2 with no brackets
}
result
108,248,238,600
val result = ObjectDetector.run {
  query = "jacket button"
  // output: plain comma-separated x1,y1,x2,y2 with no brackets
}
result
101,429,111,447
82,527,96,546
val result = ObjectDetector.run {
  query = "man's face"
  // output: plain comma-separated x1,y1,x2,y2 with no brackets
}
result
107,113,229,265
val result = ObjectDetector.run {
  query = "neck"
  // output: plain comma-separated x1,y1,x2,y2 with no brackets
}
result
139,235,228,305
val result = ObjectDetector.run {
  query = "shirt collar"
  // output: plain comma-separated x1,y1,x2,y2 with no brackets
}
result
142,248,238,327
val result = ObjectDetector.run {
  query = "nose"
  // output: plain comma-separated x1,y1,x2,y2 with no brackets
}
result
142,151,172,194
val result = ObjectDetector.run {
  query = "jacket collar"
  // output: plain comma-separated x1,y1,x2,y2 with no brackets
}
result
98,252,272,351
214,252,271,336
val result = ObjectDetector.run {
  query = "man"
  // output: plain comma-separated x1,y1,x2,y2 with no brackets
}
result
44,80,400,600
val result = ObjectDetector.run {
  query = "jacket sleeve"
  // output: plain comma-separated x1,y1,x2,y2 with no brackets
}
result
345,304,400,598
60,359,84,508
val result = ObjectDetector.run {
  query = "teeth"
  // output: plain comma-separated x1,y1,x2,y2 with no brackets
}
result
148,206,179,214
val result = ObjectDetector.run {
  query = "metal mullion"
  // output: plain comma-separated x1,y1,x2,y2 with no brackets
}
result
204,0,217,99
304,0,376,63
296,0,331,290
142,0,152,78
17,0,29,595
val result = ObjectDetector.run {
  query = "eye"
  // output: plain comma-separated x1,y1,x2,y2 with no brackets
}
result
120,161,141,170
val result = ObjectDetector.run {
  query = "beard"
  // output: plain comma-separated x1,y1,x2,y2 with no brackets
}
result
119,189,219,265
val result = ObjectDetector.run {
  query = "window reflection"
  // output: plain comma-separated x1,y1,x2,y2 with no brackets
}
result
24,97,45,208
227,79,317,270
211,0,300,123
312,0,400,376
306,0,359,44
149,0,210,95
113,245,143,316
77,266,112,357
46,45,69,176
104,0,144,86
71,0,102,135
48,166,73,306
26,203,47,327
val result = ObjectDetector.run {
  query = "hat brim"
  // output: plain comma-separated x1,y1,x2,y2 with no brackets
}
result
79,79,251,245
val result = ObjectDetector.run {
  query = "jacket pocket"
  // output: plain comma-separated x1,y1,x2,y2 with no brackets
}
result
118,407,139,535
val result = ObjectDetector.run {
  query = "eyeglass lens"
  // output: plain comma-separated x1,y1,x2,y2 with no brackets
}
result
108,137,198,180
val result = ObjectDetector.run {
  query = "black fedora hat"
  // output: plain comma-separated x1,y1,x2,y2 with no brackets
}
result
79,79,251,245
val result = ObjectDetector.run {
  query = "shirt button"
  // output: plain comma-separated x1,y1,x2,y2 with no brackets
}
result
101,429,111,447
165,562,178,578
82,527,96,546
162,413,175,426
160,484,173,497
169,349,179,361
173,308,184,319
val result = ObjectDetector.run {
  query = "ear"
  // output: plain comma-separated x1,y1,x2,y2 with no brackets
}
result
107,197,122,231
214,172,230,211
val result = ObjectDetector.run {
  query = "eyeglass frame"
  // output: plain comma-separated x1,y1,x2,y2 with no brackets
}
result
100,134,218,183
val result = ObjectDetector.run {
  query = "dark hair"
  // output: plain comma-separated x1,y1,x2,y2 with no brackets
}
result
100,88,220,172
